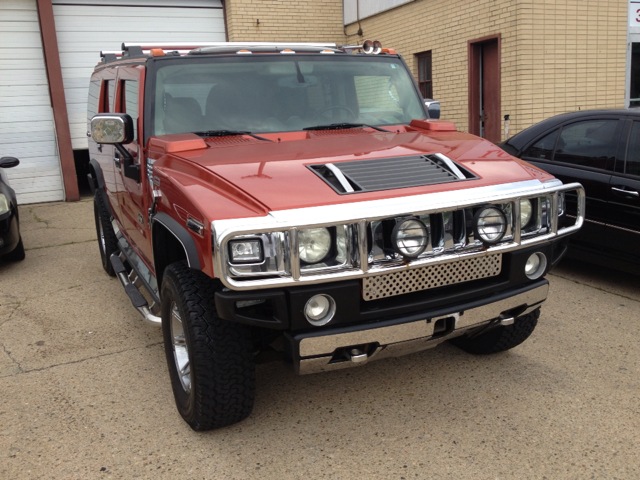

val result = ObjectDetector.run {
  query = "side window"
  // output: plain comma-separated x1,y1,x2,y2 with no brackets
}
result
554,119,618,169
523,129,558,160
625,121,640,177
101,80,115,113
87,79,100,126
121,80,139,141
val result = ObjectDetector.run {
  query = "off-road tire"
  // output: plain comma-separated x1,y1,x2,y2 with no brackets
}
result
450,308,540,355
161,261,255,431
93,190,118,276
3,236,25,261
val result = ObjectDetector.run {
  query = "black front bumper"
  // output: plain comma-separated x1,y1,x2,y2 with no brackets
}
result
214,240,568,333
0,208,20,256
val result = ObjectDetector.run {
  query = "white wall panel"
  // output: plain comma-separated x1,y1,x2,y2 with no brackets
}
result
52,2,226,150
343,0,414,25
0,1,65,204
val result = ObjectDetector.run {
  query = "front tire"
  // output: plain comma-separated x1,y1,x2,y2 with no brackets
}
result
450,308,540,355
3,236,25,261
161,261,255,431
93,190,118,276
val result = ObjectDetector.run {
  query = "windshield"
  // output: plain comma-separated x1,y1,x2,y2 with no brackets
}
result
151,55,426,135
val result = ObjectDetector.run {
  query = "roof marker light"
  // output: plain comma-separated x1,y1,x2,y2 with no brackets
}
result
280,49,295,54
236,49,252,54
150,48,165,57
320,49,335,54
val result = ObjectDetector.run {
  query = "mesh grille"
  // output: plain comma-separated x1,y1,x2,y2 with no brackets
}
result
362,254,502,301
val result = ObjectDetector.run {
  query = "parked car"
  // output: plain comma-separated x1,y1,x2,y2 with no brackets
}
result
0,157,25,262
87,41,584,431
500,110,640,274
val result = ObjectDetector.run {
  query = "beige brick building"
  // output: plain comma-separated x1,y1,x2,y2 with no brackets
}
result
226,0,630,142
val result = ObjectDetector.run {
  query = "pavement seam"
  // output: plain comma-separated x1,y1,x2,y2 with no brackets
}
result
1,342,163,377
549,272,640,304
25,238,97,252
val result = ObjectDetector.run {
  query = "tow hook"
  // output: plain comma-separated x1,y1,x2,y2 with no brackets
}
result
346,348,368,364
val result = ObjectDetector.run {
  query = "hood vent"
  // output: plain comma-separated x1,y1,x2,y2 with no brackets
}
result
308,154,476,195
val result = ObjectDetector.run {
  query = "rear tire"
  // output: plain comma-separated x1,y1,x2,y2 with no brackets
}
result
93,190,118,276
450,308,540,355
161,261,255,431
3,236,25,261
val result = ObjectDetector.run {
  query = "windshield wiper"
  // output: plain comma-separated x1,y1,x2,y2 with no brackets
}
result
192,130,274,142
303,123,392,133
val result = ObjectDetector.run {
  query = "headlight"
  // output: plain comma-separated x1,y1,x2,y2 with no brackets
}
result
229,238,263,263
298,227,331,264
392,218,428,258
474,206,507,244
520,198,533,227
0,193,9,215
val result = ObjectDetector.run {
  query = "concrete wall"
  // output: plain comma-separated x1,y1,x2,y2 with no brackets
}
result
225,0,346,43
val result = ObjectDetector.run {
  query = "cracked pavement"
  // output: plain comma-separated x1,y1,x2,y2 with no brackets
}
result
0,199,639,479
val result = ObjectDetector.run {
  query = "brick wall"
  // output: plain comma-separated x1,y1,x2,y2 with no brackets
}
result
225,0,346,44
224,0,628,140
342,0,627,139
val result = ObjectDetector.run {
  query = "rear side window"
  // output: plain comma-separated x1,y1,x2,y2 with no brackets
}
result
122,80,139,141
87,80,101,128
554,119,618,169
523,129,558,160
625,121,640,177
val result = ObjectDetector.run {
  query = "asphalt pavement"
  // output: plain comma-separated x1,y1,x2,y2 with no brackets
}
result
1,199,639,479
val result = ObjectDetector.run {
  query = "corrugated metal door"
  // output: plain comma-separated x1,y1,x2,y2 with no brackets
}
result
51,0,226,150
0,0,66,204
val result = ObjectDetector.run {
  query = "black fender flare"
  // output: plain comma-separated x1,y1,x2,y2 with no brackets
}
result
152,212,202,271
89,158,112,217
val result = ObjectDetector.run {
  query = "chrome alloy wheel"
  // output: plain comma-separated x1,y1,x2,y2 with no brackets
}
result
170,302,191,394
97,216,106,252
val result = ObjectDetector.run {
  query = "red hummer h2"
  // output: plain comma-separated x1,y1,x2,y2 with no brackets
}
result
87,41,584,431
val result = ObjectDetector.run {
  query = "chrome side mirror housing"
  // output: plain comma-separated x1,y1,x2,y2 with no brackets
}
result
90,113,134,144
424,99,441,120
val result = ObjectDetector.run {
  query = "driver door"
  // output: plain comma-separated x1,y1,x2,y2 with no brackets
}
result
113,66,153,265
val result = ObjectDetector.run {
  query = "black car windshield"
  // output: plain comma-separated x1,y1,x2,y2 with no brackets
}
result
151,54,426,136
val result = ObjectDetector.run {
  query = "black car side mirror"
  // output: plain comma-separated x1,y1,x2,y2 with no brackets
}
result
424,99,441,120
0,157,20,169
90,113,140,182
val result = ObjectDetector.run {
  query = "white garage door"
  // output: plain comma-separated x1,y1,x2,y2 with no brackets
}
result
0,0,65,204
52,0,226,150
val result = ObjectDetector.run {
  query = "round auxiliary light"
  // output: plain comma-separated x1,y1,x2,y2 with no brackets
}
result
392,218,429,258
304,294,336,326
372,40,382,54
362,39,374,54
520,198,533,228
474,206,507,244
525,252,547,280
298,227,332,264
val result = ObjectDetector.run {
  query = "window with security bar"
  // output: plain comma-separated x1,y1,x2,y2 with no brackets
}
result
630,43,640,108
416,51,433,99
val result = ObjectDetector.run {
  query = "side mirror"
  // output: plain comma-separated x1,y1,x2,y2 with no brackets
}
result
0,157,20,169
90,113,134,144
424,99,441,120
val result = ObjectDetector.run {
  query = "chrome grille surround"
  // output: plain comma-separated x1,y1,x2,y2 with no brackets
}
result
362,254,502,301
211,179,585,291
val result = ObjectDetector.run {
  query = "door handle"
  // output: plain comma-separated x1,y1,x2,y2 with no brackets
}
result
611,186,639,197
114,150,121,168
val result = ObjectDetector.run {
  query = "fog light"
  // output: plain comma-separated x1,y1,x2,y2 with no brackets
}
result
525,252,547,280
474,206,507,244
304,294,336,326
392,218,428,258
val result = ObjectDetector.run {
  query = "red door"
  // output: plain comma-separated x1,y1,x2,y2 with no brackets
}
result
468,35,501,143
113,66,153,266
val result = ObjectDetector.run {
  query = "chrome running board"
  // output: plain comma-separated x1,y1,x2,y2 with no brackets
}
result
110,253,161,327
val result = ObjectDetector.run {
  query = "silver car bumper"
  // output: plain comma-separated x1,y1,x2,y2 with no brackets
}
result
293,282,548,375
